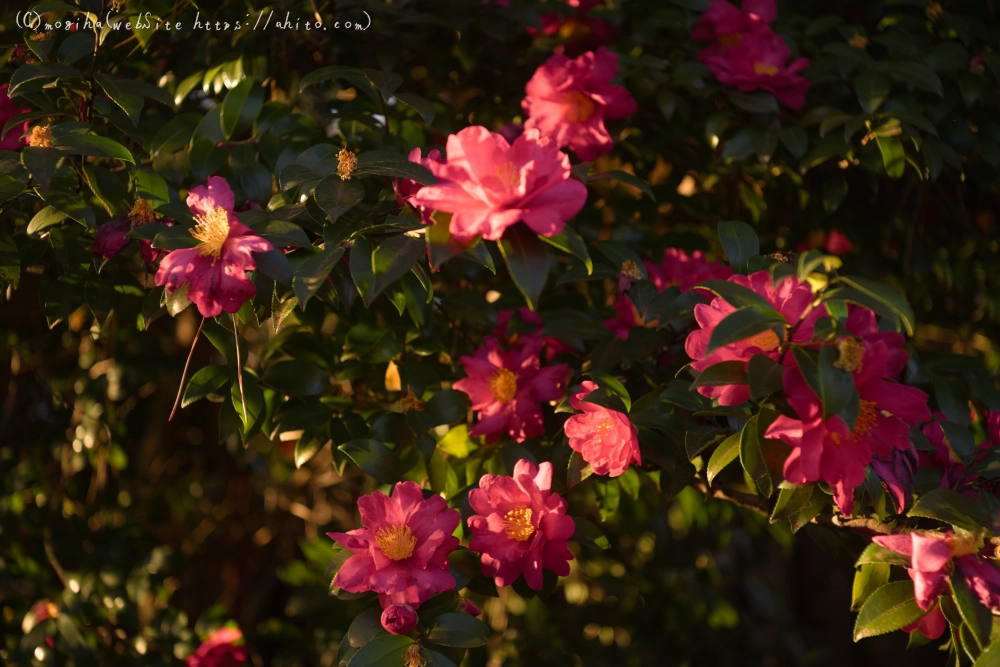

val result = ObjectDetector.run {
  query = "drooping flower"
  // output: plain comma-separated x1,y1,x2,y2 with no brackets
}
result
765,339,931,514
903,605,946,641
824,229,853,255
0,84,30,150
411,126,588,241
522,47,637,161
467,459,575,589
381,604,418,636
870,445,917,513
685,271,825,406
187,627,247,667
154,176,274,318
873,532,1000,613
453,336,569,443
395,147,444,225
327,481,461,613
644,248,732,294
564,380,641,477
494,306,573,361
93,198,163,263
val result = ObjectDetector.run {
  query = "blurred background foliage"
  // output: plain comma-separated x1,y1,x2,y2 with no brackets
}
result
2,0,1000,665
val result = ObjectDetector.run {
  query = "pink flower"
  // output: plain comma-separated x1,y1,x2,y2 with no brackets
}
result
395,147,444,225
685,271,825,406
765,340,931,514
155,177,274,318
824,229,853,255
494,307,573,361
328,481,461,609
458,598,481,616
522,47,637,161
564,380,641,476
0,84,30,150
700,29,810,109
989,410,1000,446
691,0,776,43
380,604,418,635
845,306,908,379
454,336,568,443
467,459,575,589
187,627,247,667
92,199,165,263
903,605,946,640
870,446,916,513
529,2,616,58
873,532,1000,613
644,248,732,294
412,126,587,242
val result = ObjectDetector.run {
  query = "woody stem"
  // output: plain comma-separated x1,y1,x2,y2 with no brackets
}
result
169,316,205,421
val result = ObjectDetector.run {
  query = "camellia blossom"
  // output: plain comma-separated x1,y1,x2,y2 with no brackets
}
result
765,339,931,514
873,532,1000,613
522,47,637,161
380,604,418,636
467,459,575,589
154,176,274,318
394,147,444,224
690,0,775,42
186,627,247,667
494,307,572,361
453,336,569,443
845,306,908,379
529,0,615,58
685,271,825,406
327,481,461,614
644,248,732,294
824,229,853,255
0,84,30,150
564,380,641,477
411,126,588,241
93,198,163,263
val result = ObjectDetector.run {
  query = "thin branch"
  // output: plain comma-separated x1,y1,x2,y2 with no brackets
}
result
169,316,205,421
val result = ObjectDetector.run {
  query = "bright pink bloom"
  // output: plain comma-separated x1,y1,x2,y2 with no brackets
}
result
874,532,1000,613
155,177,273,318
380,604,418,635
564,380,641,476
458,598,481,616
690,0,776,43
187,627,247,667
522,47,637,161
494,307,573,361
685,271,825,406
395,147,444,225
845,306,908,379
0,84,30,150
644,248,732,294
766,340,931,514
903,605,946,640
824,229,853,255
453,336,569,443
467,459,575,589
412,126,588,241
327,481,461,609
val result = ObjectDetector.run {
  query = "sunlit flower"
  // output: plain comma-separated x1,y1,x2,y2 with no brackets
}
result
187,627,247,667
395,147,444,224
564,380,641,477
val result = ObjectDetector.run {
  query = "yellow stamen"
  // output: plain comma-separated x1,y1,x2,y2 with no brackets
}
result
129,198,157,225
718,33,742,47
374,525,417,561
830,399,878,445
503,505,535,542
619,260,642,281
563,90,597,123
338,148,357,180
404,645,427,667
754,62,780,76
190,206,231,262
494,161,520,188
29,126,53,148
489,368,518,403
833,338,865,373
744,328,783,352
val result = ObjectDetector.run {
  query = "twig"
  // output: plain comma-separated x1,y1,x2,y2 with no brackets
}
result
169,316,205,421
42,526,71,589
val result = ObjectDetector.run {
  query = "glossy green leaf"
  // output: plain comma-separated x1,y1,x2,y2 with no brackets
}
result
220,78,264,139
52,134,134,163
853,581,925,641
706,432,741,484
426,613,491,648
717,221,759,274
338,439,397,484
706,304,786,355
909,488,996,532
498,224,550,310
95,73,144,125
851,563,891,611
314,176,365,223
834,276,915,336
293,247,344,309
740,414,772,497
346,634,414,667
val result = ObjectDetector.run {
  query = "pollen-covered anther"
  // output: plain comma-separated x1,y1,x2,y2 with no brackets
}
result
833,338,865,373
190,206,231,261
374,525,417,561
129,198,157,225
503,505,535,542
337,148,358,180
489,368,518,403
29,126,53,148
619,260,642,280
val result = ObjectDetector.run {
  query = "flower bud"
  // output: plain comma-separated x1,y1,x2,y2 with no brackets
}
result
458,598,481,617
380,604,418,635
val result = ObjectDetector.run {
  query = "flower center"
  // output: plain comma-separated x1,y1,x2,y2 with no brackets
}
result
831,399,878,444
564,90,597,123
129,198,157,225
754,62,779,76
833,338,865,373
494,161,520,188
503,505,535,542
29,126,53,148
595,417,615,439
558,18,591,39
404,644,427,667
718,33,742,47
374,524,417,561
338,148,358,180
489,368,518,403
190,206,231,261
619,260,642,281
744,328,783,352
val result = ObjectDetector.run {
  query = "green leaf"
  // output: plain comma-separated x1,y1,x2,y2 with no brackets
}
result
367,235,425,307
706,432,741,484
740,414,772,497
8,62,81,95
27,206,67,236
854,71,892,114
338,439,397,484
594,477,621,520
256,220,310,248
586,372,631,412
346,606,385,648
974,640,1000,666
57,31,95,66
690,360,748,389
355,149,436,185
881,61,944,97
706,304,786,355
853,581,926,641
425,613,491,648
852,563,892,611
364,69,403,100
823,42,877,70
952,572,993,650
498,224,550,310
293,247,344,308
539,227,592,275
37,188,96,229
588,170,655,201
875,134,905,179
791,346,860,429
728,90,779,114
95,73,144,125
395,93,436,124
84,270,115,324
350,236,375,302
571,516,610,549
52,134,134,163
261,360,331,396
231,374,265,434
717,221,759,274
855,543,912,568
425,390,471,426
21,147,63,191
294,431,328,469
748,354,785,400
778,126,809,159
299,66,381,103
151,113,200,157
834,276,915,336
220,78,264,139
934,376,971,427
346,634,414,667
314,176,365,223
909,489,996,532
182,366,232,407
428,451,459,498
